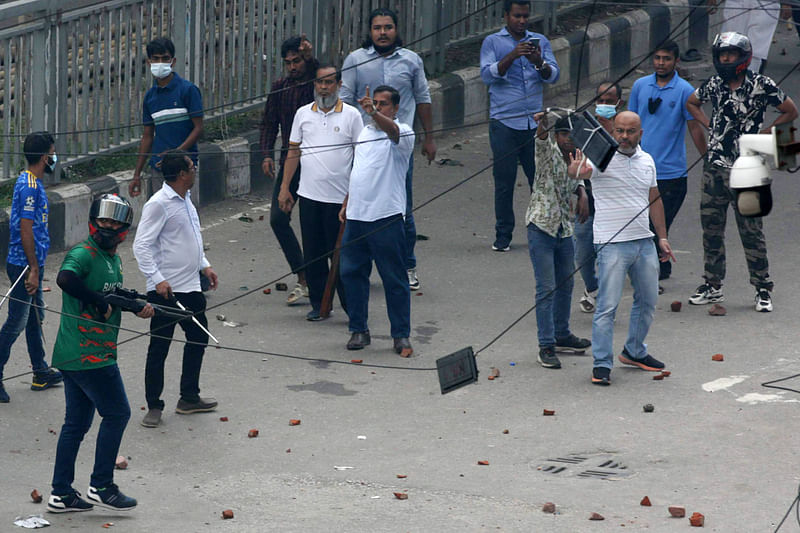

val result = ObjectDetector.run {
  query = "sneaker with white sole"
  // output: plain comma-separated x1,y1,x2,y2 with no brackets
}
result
537,346,562,369
578,289,596,313
755,288,773,312
689,282,724,305
286,283,308,305
555,334,591,354
407,269,420,290
47,491,94,513
86,484,137,511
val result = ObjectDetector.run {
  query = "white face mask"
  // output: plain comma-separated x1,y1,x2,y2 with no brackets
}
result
150,62,172,79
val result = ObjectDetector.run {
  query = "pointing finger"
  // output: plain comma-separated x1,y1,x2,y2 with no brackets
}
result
365,85,370,98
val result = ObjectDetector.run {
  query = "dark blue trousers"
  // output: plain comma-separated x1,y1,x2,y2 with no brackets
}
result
52,364,131,495
489,120,536,248
340,215,410,338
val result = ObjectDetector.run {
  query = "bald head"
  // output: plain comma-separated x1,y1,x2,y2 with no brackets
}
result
613,111,642,155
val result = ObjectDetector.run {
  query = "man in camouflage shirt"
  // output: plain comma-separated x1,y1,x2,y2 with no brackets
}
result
686,32,797,312
526,111,591,369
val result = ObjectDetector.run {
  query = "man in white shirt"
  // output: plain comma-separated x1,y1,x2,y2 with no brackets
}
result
133,150,219,428
569,111,674,386
278,65,363,321
338,86,415,356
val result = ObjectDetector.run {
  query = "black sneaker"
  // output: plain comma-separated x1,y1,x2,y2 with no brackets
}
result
175,397,218,414
87,484,137,511
31,368,64,391
0,383,9,403
591,367,611,386
47,491,94,513
555,334,591,354
619,348,665,372
537,346,561,369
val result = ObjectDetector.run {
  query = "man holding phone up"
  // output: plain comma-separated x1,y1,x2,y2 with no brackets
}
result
480,0,559,252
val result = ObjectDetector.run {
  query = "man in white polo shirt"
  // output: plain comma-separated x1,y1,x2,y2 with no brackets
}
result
338,85,415,356
278,65,363,321
569,111,675,386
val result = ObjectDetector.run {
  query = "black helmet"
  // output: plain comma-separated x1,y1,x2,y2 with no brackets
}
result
89,194,133,250
712,32,752,82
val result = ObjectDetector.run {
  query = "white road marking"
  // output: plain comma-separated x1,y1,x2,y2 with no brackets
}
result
701,375,749,392
736,392,800,404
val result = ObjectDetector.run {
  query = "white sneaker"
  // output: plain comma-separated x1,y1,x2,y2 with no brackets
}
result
689,282,724,305
286,283,308,305
755,289,772,312
579,289,596,313
407,269,420,290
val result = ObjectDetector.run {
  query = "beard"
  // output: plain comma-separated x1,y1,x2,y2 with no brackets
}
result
617,144,637,155
373,42,395,55
314,91,339,110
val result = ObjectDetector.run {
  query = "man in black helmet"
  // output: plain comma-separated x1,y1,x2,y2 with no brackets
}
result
48,194,154,514
686,32,797,312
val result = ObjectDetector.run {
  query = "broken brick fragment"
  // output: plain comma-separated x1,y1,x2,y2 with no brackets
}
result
289,419,301,426
653,374,664,380
589,512,605,521
670,301,682,312
689,512,704,527
643,404,655,413
542,502,556,514
30,489,43,503
351,359,363,364
222,509,234,519
640,496,652,506
542,409,555,416
396,474,407,479
393,492,408,500
669,506,686,518
661,371,671,377
219,417,229,422
262,288,271,294
490,368,500,378
477,460,489,465
708,303,726,316
487,375,495,381
247,429,259,438
115,456,128,470
286,448,291,453
711,353,724,362
502,429,509,434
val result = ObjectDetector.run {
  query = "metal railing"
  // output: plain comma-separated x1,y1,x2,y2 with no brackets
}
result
0,0,584,184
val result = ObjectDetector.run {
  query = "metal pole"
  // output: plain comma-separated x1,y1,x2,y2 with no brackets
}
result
0,265,29,311
174,300,220,344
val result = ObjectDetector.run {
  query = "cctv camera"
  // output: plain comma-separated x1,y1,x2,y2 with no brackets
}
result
730,130,778,217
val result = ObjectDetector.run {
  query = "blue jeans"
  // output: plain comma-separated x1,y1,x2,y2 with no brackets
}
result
527,224,575,347
489,120,536,248
0,262,47,380
52,364,131,495
592,238,659,369
574,215,598,293
340,215,411,338
404,155,417,270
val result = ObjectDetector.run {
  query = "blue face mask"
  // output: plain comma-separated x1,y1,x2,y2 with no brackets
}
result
595,104,618,119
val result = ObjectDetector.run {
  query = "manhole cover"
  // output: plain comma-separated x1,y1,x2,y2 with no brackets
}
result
534,454,632,480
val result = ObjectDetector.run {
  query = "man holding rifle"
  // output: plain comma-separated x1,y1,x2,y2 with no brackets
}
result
48,194,154,513
278,64,363,321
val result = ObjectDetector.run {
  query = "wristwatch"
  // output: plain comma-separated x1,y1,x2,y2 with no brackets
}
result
535,61,548,72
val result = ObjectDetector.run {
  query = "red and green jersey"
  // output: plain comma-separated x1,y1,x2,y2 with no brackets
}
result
51,238,123,371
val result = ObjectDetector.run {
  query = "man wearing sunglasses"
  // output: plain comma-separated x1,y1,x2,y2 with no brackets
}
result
628,40,706,284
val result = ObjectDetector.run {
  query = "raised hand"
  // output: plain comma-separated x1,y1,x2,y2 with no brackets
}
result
358,85,376,116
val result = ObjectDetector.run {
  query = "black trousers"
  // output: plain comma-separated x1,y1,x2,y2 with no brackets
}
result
270,164,304,274
299,196,347,312
144,291,208,410
651,176,687,279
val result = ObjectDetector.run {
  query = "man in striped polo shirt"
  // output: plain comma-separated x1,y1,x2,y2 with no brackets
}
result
569,111,675,386
129,37,204,199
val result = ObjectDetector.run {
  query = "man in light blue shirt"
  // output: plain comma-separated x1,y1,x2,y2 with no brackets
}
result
628,39,705,282
341,8,436,292
481,0,560,251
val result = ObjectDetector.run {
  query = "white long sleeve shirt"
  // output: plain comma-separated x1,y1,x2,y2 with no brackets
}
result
133,184,210,293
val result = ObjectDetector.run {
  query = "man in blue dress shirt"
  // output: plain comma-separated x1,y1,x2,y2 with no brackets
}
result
481,0,560,252
341,8,436,291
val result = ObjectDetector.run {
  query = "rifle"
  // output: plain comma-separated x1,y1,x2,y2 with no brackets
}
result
320,220,345,318
102,287,194,320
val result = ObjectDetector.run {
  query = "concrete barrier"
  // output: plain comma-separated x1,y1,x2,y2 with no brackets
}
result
3,0,713,260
